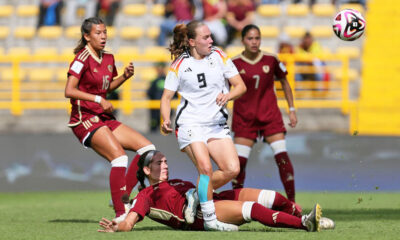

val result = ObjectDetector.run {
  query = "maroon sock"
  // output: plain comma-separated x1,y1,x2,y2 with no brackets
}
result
110,166,127,217
125,154,140,197
274,152,295,202
232,156,248,189
250,203,306,230
272,192,302,217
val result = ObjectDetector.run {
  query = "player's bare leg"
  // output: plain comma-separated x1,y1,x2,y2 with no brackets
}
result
207,137,240,189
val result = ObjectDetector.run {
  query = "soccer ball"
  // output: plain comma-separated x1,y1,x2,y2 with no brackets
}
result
332,9,366,41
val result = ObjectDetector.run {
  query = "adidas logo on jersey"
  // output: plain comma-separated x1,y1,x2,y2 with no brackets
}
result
240,69,246,74
184,67,192,72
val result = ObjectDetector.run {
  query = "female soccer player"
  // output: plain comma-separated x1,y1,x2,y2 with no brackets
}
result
160,20,247,231
231,24,298,203
98,150,324,233
64,17,156,220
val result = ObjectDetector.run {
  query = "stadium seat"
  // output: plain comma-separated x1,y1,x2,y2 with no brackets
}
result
37,26,62,40
336,46,360,59
116,46,140,59
61,47,75,58
33,47,58,56
131,81,150,90
225,46,243,58
259,26,280,38
283,26,306,39
257,4,281,17
123,4,147,16
286,4,309,17
151,4,165,16
16,5,39,17
0,5,13,18
14,26,35,40
0,26,10,39
0,47,4,55
56,68,69,82
65,26,81,40
1,68,27,81
142,46,170,62
146,26,160,40
107,26,116,39
311,4,336,17
310,25,333,38
7,47,31,57
28,68,54,82
120,26,144,40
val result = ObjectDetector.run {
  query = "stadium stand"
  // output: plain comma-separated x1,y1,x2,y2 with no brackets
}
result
0,0,367,135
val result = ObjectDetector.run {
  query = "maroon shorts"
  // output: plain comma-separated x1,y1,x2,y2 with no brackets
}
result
70,114,122,147
233,119,286,141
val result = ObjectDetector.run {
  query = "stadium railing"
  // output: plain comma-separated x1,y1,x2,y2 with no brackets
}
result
0,53,354,116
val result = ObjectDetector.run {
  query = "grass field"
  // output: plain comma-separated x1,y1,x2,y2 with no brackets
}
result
1,191,399,240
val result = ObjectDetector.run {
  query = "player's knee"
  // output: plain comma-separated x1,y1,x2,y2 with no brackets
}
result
197,162,213,176
224,162,240,179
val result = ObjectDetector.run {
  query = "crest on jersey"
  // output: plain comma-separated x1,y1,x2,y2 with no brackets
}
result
90,116,99,123
93,68,98,73
107,65,113,73
262,65,270,73
208,58,216,68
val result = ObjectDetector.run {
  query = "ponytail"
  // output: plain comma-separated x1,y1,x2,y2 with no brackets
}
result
73,17,105,55
168,20,205,59
169,23,189,59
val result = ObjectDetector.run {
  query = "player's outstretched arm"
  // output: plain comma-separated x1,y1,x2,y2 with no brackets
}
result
98,211,140,233
227,74,247,101
109,62,134,92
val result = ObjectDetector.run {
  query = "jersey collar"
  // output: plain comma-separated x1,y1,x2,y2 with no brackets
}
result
85,45,103,64
240,50,263,65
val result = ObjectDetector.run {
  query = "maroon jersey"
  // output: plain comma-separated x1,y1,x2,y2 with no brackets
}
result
129,179,242,230
130,179,195,229
232,52,287,131
67,46,118,126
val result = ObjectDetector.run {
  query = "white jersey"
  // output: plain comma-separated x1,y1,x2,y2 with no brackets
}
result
164,47,239,127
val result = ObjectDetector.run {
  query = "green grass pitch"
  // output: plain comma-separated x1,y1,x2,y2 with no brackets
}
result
1,191,399,240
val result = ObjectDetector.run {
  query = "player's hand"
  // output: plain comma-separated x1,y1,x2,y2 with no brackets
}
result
216,93,229,106
100,98,114,114
123,62,134,80
98,218,118,233
288,111,297,128
161,119,173,135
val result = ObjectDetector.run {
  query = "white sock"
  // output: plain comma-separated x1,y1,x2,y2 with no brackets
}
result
200,200,217,222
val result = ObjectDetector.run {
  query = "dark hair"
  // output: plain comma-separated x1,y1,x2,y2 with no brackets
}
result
169,20,205,59
73,17,105,54
136,150,162,191
241,24,261,39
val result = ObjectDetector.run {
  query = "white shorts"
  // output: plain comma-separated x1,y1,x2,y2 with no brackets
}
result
176,124,232,150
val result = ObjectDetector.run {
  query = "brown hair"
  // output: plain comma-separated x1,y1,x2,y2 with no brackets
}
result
73,17,105,55
168,20,205,59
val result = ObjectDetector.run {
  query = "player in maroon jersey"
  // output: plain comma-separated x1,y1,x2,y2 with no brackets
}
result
64,17,156,220
98,150,324,233
231,24,298,204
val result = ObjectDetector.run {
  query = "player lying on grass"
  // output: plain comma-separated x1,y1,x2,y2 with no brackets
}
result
98,150,334,232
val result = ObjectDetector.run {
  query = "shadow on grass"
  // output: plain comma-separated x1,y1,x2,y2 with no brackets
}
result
49,219,98,223
322,209,400,221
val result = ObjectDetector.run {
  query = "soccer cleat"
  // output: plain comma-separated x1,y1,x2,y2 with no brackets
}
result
204,219,239,232
302,203,322,232
320,217,335,230
184,188,199,224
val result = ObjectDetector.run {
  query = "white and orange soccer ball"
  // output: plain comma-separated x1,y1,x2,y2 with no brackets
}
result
332,9,366,41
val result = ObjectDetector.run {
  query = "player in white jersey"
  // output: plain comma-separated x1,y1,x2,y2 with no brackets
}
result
160,21,246,231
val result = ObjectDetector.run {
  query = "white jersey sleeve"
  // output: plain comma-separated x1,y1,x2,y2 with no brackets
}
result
223,58,239,79
164,70,179,92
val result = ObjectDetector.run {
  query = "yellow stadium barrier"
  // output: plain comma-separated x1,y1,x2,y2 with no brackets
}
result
0,53,354,116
